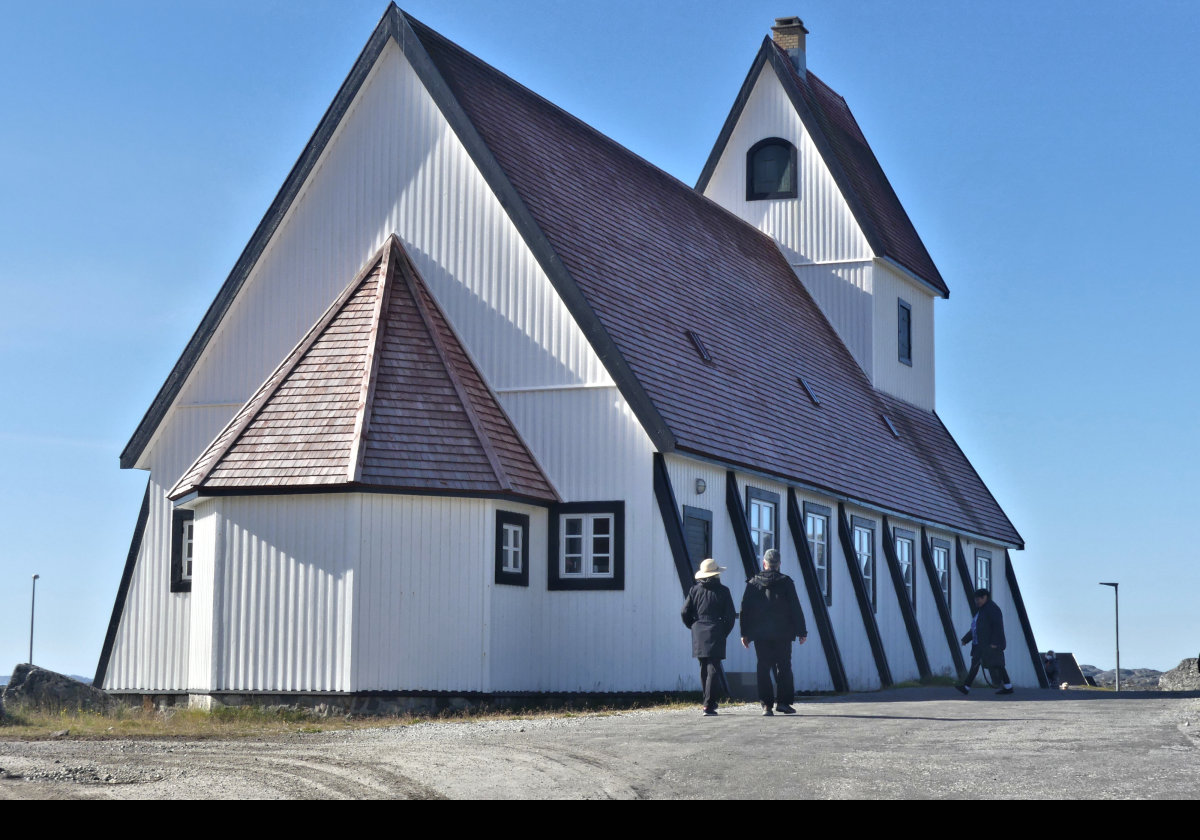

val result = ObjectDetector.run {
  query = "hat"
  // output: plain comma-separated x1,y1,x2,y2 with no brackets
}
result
695,558,726,580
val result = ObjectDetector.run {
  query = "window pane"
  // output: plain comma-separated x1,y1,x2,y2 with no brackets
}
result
565,517,583,536
566,536,582,556
592,516,611,536
592,555,611,575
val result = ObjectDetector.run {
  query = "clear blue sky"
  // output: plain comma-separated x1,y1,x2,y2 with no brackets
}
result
2,0,1197,678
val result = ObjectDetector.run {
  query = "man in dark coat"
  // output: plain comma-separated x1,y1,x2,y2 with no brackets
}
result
739,549,807,715
681,558,737,716
955,588,1014,695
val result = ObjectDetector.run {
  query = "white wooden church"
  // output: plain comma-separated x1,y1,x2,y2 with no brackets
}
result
96,7,1046,703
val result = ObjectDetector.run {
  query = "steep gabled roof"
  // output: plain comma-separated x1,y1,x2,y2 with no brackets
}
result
695,39,948,297
406,16,1017,545
169,236,557,504
135,6,1016,545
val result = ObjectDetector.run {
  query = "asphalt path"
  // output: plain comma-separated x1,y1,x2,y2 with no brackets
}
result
2,688,1199,799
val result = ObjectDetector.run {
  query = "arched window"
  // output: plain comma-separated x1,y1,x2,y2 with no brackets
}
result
746,138,797,200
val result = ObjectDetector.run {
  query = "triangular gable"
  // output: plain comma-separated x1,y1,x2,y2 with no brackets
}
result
695,39,948,298
170,236,557,504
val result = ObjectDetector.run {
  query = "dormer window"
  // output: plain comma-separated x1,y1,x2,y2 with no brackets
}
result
746,138,797,200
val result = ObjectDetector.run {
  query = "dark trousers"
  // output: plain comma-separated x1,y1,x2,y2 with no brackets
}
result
698,657,721,710
754,638,794,706
964,656,1010,687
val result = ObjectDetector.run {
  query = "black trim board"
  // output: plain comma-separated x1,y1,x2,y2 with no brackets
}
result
955,537,977,617
921,528,966,677
725,472,760,580
653,453,696,595
837,504,891,687
122,3,676,472
95,479,151,688
787,490,848,692
881,516,931,680
1005,551,1049,689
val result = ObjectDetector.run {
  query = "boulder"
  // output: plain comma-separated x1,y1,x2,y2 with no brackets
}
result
1158,658,1200,692
1,664,116,713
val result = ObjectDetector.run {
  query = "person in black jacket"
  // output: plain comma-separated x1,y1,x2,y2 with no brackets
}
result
955,588,1014,695
681,558,738,716
740,549,808,715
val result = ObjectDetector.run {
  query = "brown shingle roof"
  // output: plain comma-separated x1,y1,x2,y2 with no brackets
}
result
169,236,557,504
408,16,1018,545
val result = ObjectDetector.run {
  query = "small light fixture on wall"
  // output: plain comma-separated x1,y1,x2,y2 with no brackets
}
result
695,478,707,495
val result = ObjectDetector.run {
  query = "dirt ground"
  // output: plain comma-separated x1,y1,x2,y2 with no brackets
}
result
3,687,1199,799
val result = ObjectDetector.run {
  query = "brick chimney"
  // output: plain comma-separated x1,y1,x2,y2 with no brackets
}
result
771,16,808,76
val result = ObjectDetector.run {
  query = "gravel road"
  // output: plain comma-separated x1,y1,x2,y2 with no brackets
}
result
3,688,1199,799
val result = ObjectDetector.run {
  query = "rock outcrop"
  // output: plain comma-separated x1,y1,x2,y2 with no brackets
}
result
1157,658,1200,692
1079,665,1162,690
1,664,116,713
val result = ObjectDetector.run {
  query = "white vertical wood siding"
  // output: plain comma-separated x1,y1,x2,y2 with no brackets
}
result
354,494,490,691
845,504,920,683
701,67,871,266
792,262,874,380
214,495,355,691
160,38,611,453
498,387,670,691
486,501,547,692
103,408,229,691
871,262,935,410
790,489,880,690
186,502,218,692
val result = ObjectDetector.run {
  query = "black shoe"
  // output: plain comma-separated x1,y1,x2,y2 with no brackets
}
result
701,708,718,716
954,684,969,695
996,687,1014,695
775,704,796,714
761,706,774,716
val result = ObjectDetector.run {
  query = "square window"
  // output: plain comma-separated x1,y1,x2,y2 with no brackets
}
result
549,503,624,591
495,511,530,587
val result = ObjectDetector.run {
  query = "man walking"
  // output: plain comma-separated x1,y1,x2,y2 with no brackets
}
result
956,588,1014,695
740,549,807,715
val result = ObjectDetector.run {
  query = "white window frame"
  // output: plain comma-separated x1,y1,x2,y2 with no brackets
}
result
853,520,876,612
932,541,951,615
559,512,615,579
804,505,830,606
975,549,992,592
182,519,194,581
746,487,779,563
895,532,915,611
502,523,523,574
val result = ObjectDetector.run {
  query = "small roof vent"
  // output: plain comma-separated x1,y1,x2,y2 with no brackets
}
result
686,329,714,364
797,375,820,406
881,414,900,438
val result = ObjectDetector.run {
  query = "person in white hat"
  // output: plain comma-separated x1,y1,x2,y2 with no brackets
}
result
681,558,737,715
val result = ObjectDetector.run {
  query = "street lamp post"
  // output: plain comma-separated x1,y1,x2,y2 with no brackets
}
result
29,573,40,665
1099,581,1119,692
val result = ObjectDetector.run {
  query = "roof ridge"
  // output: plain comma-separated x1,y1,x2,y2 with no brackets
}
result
392,239,515,495
347,236,398,483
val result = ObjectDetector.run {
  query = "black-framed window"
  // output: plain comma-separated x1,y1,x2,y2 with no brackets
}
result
682,505,713,576
931,538,952,615
549,502,624,591
852,516,876,612
746,487,780,563
495,510,530,587
170,508,194,593
804,501,831,606
894,527,916,612
975,548,992,592
746,138,798,200
898,299,913,366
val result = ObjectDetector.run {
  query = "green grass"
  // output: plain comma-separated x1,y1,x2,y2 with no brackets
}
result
0,694,701,740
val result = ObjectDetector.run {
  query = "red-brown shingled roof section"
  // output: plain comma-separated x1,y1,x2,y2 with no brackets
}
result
170,238,556,504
